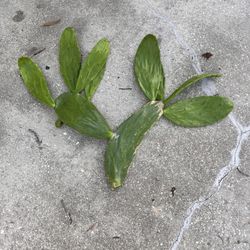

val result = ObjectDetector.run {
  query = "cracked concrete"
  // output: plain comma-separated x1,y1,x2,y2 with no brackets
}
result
178,171,250,250
0,0,249,249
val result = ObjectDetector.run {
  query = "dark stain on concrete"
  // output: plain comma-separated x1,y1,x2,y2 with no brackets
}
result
12,10,25,22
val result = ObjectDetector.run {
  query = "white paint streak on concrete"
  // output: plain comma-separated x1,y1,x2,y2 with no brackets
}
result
143,0,250,249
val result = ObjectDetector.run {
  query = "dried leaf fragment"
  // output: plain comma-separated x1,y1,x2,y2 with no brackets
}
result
202,52,213,60
42,18,61,27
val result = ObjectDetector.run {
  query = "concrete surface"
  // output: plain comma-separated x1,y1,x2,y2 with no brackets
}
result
0,0,249,249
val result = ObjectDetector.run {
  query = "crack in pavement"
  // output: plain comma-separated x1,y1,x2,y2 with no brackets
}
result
143,0,250,249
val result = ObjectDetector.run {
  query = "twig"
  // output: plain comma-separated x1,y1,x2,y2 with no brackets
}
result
32,48,46,56
26,47,46,57
28,129,42,147
86,222,97,232
60,199,73,225
237,167,250,177
119,87,132,90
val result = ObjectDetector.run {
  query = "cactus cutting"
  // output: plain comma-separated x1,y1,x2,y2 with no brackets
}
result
18,28,233,189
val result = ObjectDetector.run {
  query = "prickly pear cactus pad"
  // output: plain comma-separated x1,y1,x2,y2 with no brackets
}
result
105,101,164,188
18,27,111,140
18,28,233,189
